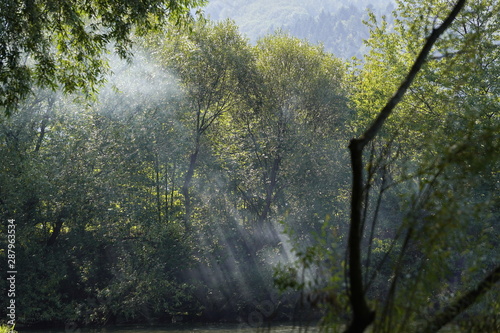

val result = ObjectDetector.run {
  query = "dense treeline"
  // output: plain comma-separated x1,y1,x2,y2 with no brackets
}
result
1,0,499,331
0,20,350,325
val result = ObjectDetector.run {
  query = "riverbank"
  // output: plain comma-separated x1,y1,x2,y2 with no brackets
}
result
17,322,320,333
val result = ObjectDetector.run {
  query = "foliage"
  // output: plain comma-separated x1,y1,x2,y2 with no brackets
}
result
1,1,498,330
342,0,500,332
0,19,350,325
0,325,15,333
272,1,499,332
0,0,205,116
0,86,196,324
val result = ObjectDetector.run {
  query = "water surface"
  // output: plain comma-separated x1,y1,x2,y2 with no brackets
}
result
20,323,319,333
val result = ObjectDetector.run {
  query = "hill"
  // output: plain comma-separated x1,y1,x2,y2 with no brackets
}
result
203,0,394,58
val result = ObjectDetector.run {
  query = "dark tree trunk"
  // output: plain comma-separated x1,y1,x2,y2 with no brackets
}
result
46,208,69,246
182,143,199,232
258,155,281,225
346,139,375,333
343,1,466,332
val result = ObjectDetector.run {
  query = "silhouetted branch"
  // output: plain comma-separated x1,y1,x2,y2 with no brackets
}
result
344,1,466,332
422,265,500,333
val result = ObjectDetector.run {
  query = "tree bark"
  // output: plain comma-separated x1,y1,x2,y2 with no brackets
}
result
346,139,375,333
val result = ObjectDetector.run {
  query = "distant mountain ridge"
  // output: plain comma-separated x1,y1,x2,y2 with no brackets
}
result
203,0,394,58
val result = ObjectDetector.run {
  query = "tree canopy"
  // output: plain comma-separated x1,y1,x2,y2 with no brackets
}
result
0,0,205,115
0,0,498,331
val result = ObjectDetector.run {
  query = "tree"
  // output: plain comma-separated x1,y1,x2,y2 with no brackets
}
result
345,1,467,331
277,0,499,332
0,0,205,116
145,19,257,232
0,65,196,323
219,33,349,251
343,0,500,332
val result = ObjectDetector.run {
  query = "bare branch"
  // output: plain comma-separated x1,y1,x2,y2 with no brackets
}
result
356,0,467,149
422,265,500,333
344,1,467,332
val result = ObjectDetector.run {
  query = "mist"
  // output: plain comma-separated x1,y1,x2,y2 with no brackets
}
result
2,0,496,330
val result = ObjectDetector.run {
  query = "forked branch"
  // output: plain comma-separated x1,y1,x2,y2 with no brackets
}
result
344,1,467,332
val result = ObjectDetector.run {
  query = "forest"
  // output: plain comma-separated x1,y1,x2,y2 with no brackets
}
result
203,0,395,58
0,0,499,332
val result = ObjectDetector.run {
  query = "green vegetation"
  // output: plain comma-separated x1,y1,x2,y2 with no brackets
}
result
0,0,205,115
0,0,498,332
0,325,15,333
